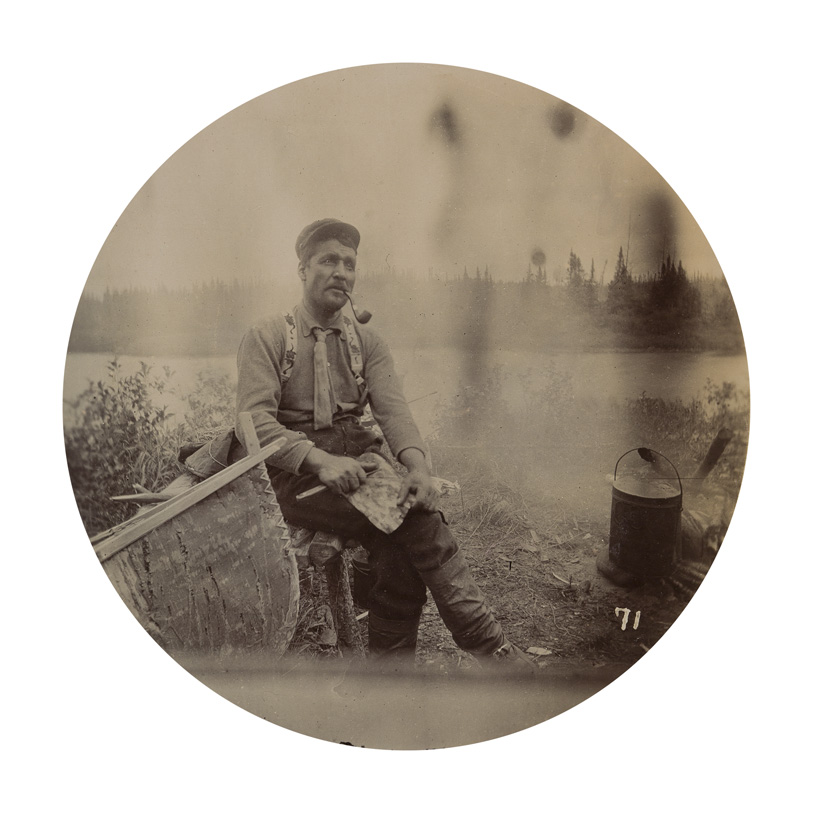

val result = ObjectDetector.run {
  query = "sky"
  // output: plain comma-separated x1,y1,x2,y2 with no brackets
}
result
86,63,723,297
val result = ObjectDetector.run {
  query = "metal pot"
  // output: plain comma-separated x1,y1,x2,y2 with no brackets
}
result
609,448,683,580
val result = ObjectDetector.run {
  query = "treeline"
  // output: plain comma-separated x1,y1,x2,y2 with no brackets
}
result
69,280,276,356
69,249,744,356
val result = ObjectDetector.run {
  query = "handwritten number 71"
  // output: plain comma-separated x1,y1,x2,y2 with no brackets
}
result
615,607,641,631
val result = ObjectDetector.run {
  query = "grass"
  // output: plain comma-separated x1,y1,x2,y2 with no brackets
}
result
65,356,748,534
64,355,749,665
417,366,748,665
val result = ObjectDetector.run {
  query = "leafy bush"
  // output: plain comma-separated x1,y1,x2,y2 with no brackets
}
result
64,360,184,535
429,361,748,523
182,370,237,441
65,353,748,539
623,379,749,485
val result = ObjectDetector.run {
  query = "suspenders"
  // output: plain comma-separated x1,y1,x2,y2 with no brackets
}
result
280,312,298,385
281,310,368,407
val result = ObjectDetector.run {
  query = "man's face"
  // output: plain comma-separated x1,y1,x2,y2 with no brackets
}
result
299,238,357,316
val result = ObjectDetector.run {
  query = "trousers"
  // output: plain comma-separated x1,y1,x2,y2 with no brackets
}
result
268,417,458,622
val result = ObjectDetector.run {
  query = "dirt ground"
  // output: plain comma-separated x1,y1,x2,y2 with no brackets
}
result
293,482,710,674
415,501,694,674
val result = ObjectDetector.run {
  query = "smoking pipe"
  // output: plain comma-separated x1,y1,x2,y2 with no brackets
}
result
346,294,372,324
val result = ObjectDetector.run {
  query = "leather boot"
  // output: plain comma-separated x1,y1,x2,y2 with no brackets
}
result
419,549,506,656
421,550,539,673
350,548,372,610
474,638,539,674
367,612,420,670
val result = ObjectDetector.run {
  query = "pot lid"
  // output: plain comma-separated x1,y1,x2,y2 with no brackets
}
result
613,477,681,499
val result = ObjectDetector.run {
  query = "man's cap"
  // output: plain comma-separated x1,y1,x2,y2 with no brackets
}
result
295,219,361,260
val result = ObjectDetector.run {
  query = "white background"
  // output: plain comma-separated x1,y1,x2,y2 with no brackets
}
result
4,2,809,810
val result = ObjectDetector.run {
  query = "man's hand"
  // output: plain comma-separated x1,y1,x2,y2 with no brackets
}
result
396,448,439,512
397,469,440,513
302,448,379,495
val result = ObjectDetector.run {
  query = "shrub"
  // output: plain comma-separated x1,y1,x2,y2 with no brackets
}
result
64,360,184,535
182,370,237,441
623,379,749,485
429,362,748,523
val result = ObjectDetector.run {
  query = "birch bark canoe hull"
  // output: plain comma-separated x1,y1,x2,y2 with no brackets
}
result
99,464,299,655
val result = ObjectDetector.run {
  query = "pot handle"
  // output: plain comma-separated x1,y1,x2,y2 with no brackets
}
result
614,448,683,497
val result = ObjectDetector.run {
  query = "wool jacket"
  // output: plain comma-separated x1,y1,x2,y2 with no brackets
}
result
235,303,427,474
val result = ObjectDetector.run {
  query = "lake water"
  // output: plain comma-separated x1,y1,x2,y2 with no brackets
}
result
63,348,749,437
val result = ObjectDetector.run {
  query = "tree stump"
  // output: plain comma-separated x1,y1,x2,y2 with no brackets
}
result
292,544,366,657
325,550,365,655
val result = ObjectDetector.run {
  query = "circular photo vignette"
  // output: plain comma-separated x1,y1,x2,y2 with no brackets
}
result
63,63,748,751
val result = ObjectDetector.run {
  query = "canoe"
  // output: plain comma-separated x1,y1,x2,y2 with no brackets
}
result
92,436,300,655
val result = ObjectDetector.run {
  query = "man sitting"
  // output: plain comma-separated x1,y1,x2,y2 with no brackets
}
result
235,218,535,671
